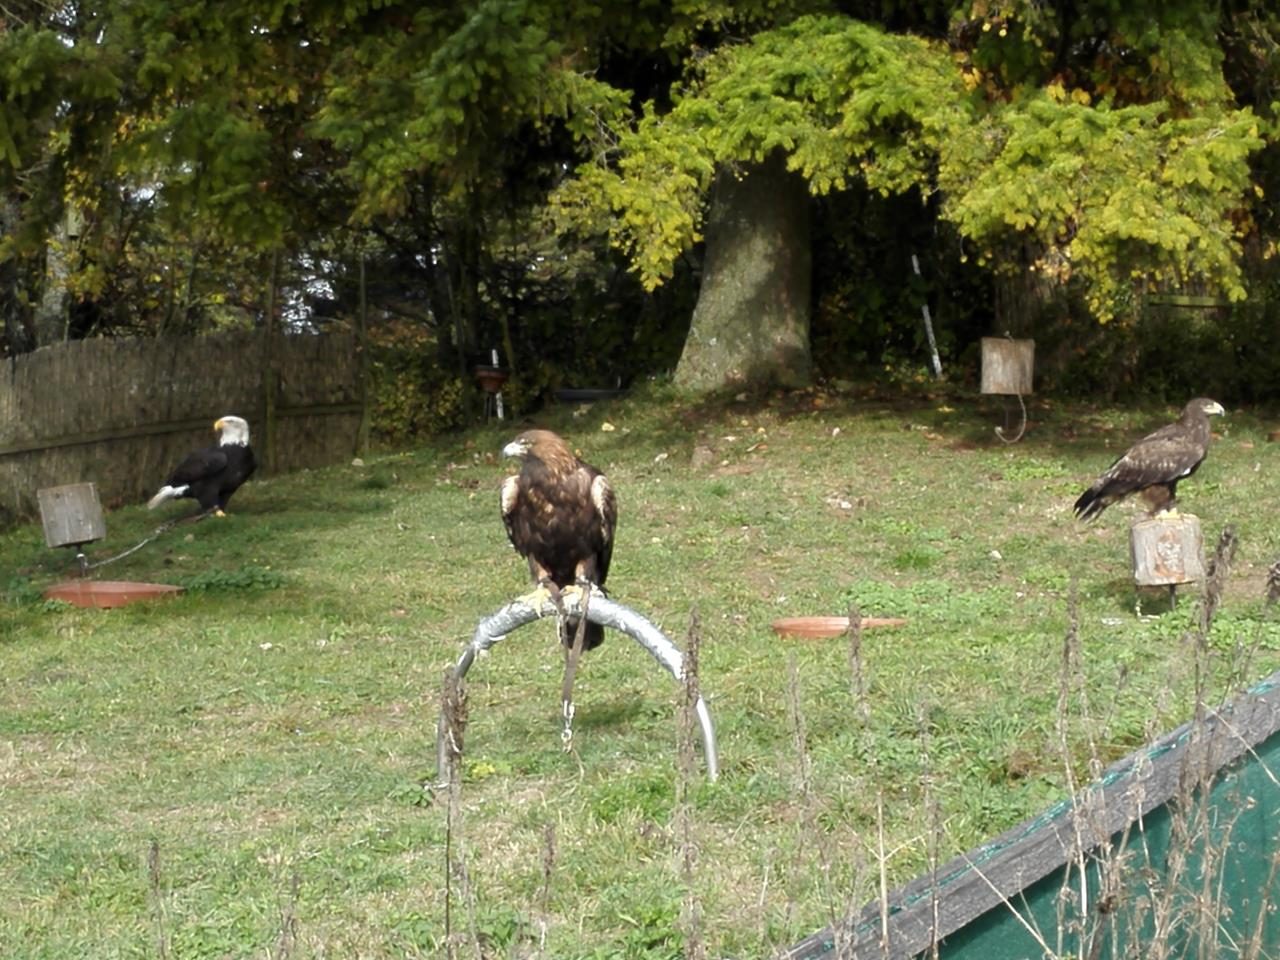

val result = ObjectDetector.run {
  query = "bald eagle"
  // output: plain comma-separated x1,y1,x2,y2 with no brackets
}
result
501,429,617,650
147,416,257,517
1073,398,1224,521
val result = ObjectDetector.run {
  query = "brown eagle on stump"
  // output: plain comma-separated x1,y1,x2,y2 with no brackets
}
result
501,429,618,650
1073,398,1225,522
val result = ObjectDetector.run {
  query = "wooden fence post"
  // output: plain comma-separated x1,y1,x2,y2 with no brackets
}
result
262,250,281,475
355,255,370,458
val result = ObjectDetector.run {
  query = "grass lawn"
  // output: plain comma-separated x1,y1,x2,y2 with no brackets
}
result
3,386,1279,958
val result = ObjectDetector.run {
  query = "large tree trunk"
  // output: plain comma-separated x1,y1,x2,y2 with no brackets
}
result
33,209,76,347
674,151,812,393
992,240,1058,339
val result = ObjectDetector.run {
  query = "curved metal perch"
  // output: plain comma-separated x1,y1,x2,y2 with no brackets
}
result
437,591,719,782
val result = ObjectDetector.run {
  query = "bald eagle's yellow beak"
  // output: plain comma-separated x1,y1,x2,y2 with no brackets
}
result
214,418,224,431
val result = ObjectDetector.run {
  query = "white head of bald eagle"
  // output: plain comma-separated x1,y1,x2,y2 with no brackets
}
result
1074,397,1225,521
147,415,258,517
500,429,618,650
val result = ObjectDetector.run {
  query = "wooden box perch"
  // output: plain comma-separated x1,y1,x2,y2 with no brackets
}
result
981,337,1035,395
37,482,106,549
1130,514,1205,586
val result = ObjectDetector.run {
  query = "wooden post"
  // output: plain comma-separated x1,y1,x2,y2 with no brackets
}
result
355,254,370,458
1130,514,1206,586
911,254,943,378
980,337,1035,395
37,483,106,548
262,250,280,475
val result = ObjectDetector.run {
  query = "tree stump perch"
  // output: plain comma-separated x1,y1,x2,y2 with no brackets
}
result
1130,514,1205,587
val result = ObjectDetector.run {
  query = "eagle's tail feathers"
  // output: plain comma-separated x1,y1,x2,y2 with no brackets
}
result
1074,487,1101,521
147,484,187,509
1075,477,1133,521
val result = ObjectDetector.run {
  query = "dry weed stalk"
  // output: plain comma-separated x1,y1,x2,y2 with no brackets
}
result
1052,584,1090,957
1158,536,1253,960
841,607,874,957
1242,847,1280,960
440,668,481,960
147,838,170,960
915,700,942,960
845,604,869,725
271,870,301,960
534,821,557,958
1051,585,1144,959
1198,526,1237,637
784,654,842,947
677,610,707,960
785,655,814,803
946,837,1058,957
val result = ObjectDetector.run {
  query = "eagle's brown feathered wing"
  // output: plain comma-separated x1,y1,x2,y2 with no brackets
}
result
501,430,617,649
1073,397,1224,521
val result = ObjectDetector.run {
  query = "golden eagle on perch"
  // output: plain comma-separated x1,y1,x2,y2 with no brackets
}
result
1073,398,1224,521
500,429,617,650
147,416,257,517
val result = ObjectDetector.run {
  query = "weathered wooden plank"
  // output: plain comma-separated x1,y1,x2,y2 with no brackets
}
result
980,338,1035,396
37,482,106,547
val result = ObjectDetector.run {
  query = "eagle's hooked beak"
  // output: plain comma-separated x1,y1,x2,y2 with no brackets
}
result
1206,401,1225,416
502,439,526,458
214,418,224,432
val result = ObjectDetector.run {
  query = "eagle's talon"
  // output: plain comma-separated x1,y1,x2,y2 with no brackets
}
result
541,578,568,616
517,581,562,616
